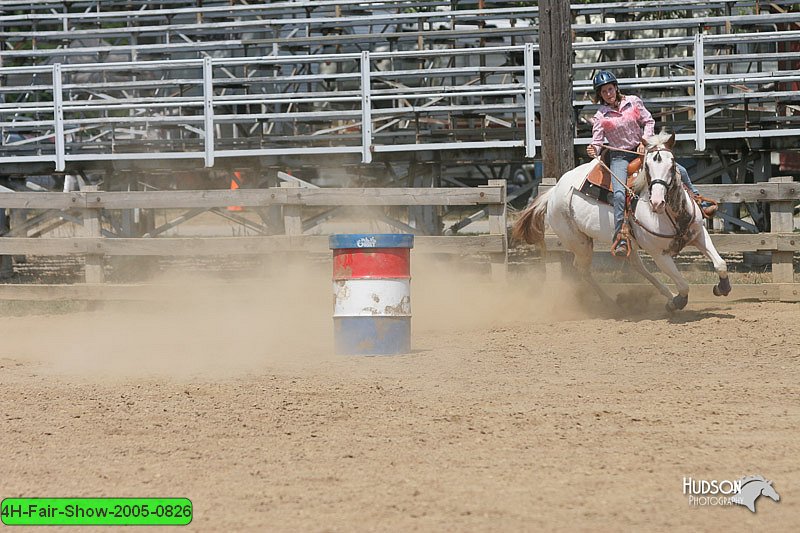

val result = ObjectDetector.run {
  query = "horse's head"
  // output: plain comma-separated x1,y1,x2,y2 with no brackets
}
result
761,480,781,502
636,131,677,214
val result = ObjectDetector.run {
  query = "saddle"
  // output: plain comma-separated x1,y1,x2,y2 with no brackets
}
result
578,155,643,205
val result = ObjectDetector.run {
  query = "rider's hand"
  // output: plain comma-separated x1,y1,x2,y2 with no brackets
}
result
636,143,645,154
587,145,597,158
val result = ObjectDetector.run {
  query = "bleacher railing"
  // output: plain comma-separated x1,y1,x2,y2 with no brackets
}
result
1,27,799,169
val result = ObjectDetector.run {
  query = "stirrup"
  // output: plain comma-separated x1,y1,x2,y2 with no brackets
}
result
612,239,629,258
612,218,632,258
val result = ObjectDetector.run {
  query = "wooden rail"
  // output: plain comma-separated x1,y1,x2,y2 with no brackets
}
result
536,177,799,301
0,181,507,296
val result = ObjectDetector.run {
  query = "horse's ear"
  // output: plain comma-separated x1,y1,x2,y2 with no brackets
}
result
666,132,676,149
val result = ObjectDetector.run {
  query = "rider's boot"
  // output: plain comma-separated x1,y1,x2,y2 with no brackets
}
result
693,193,718,217
700,201,718,218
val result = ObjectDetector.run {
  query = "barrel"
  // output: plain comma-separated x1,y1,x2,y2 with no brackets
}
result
329,233,414,355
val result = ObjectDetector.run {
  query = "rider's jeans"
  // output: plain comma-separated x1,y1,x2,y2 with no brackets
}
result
610,152,637,238
677,163,700,196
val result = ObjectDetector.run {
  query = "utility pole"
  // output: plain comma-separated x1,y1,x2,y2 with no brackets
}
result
539,0,575,181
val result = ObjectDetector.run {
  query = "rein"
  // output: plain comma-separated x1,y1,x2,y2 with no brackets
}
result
604,145,642,156
594,157,637,198
630,195,698,240
592,145,641,198
594,144,658,199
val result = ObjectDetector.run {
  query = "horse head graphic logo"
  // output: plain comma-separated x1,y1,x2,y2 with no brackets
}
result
731,475,780,513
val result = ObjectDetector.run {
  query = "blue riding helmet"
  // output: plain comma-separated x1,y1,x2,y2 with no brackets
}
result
593,70,618,90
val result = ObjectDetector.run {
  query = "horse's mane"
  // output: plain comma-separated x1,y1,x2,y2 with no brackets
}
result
632,130,676,194
644,130,673,148
632,165,648,194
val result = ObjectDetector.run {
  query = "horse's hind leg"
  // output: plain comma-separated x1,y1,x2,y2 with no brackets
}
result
628,249,674,300
568,232,618,309
692,228,731,296
582,271,619,310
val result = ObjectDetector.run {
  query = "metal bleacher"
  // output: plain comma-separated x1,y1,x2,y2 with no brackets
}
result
1,1,799,190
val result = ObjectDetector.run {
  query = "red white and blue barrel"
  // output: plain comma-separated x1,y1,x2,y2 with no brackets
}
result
330,233,414,355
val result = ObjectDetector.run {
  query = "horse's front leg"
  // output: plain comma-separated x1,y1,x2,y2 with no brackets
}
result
692,227,731,296
628,248,674,301
650,252,690,312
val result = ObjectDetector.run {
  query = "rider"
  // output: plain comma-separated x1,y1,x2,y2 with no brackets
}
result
587,70,716,257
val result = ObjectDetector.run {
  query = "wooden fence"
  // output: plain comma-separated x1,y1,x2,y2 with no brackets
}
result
1,177,798,302
539,177,799,302
0,180,507,300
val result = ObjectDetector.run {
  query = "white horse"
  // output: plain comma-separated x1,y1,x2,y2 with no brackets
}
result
512,132,731,312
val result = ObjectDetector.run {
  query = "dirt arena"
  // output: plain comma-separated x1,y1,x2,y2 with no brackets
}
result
1,258,798,531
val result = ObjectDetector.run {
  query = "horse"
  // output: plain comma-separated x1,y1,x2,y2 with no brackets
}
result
512,131,731,312
731,475,780,512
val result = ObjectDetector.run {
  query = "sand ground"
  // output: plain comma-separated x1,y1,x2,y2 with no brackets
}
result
1,258,798,531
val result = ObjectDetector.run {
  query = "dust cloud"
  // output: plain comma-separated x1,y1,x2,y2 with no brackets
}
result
411,255,593,330
0,253,597,379
1,260,328,379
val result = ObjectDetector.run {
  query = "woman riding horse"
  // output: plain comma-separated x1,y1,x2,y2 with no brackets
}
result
588,71,715,257
512,131,732,313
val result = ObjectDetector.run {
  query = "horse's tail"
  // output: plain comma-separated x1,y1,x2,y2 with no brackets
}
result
511,188,551,249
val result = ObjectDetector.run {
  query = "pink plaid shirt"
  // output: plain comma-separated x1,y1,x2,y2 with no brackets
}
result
590,95,655,152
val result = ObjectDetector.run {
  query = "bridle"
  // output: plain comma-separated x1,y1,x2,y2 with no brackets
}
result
643,146,675,196
632,144,698,241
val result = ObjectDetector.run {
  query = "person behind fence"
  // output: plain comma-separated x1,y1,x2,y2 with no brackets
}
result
587,70,716,257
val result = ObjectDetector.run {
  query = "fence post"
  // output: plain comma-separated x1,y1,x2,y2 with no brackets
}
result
539,0,574,180
770,176,795,287
82,185,104,283
10,208,26,264
539,177,563,280
485,179,507,281
0,208,12,278
280,181,302,236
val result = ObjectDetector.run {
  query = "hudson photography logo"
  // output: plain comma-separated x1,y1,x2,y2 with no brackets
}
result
683,475,780,512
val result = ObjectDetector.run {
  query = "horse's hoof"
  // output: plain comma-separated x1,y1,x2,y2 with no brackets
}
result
665,301,676,314
714,277,731,297
671,294,688,311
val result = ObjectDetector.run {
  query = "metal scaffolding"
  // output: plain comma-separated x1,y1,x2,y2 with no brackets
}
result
0,1,798,180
